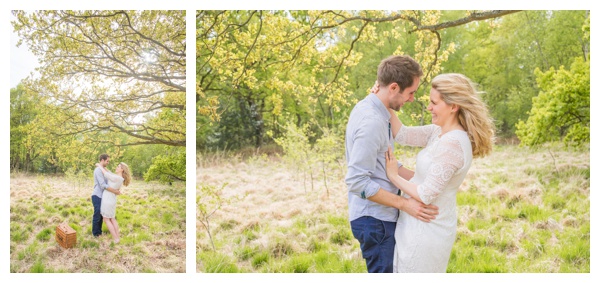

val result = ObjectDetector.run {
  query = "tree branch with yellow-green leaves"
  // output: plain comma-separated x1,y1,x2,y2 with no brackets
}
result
12,10,186,147
197,10,523,127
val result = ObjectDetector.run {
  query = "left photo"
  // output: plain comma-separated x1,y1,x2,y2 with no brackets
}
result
9,10,186,272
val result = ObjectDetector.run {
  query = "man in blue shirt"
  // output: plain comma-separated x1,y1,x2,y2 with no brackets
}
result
345,55,439,272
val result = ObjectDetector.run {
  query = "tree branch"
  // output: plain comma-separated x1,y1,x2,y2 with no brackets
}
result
409,10,522,33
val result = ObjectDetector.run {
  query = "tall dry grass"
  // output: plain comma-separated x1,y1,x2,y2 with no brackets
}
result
197,143,589,272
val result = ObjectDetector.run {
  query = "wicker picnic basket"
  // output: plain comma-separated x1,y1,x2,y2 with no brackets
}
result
55,223,77,249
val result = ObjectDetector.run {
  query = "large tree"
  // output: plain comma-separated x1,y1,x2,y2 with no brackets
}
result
10,84,42,172
12,10,186,147
197,10,520,149
12,10,186,180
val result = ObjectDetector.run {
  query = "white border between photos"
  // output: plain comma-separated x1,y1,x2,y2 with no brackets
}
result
2,1,597,282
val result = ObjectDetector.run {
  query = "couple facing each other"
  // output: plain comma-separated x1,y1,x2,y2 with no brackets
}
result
345,55,494,273
91,154,132,243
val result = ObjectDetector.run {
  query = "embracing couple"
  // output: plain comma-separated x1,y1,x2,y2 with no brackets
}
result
345,55,494,272
91,153,132,244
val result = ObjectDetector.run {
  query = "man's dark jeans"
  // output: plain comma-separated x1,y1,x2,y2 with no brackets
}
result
350,216,396,273
91,195,103,237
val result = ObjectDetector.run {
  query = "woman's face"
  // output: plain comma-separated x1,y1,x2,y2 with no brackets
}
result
427,88,453,126
116,164,123,173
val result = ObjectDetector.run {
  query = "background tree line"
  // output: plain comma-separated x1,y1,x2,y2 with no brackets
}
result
11,10,186,183
197,10,590,152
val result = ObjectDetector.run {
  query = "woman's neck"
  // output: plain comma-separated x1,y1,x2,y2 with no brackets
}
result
440,120,463,136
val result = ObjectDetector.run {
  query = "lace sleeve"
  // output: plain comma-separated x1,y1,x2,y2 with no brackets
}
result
395,124,439,147
103,170,122,183
417,135,465,204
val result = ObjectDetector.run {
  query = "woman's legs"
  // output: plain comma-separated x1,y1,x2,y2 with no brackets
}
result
109,218,120,240
103,217,119,243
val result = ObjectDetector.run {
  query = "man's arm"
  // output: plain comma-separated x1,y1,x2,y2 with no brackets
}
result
105,187,121,195
94,168,108,190
346,117,386,200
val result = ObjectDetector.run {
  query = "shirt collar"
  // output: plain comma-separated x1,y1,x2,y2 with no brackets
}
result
366,93,392,121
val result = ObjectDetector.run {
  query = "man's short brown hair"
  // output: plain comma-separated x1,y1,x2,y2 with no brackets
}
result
377,55,423,91
99,153,110,162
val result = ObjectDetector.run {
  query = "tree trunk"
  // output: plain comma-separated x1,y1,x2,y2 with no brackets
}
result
253,98,265,148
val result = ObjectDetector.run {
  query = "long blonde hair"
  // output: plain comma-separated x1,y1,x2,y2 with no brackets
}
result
431,73,495,158
119,162,132,186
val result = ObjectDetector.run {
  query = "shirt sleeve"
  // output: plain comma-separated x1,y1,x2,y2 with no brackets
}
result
394,124,439,147
346,117,385,199
416,135,465,204
103,170,122,183
94,168,108,190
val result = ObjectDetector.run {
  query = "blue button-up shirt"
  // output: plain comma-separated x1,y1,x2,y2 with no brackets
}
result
345,93,399,222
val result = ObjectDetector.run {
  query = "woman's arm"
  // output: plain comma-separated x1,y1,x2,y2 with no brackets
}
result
388,109,438,148
386,136,465,204
96,164,122,181
385,147,423,202
388,108,403,139
398,165,415,181
95,163,109,174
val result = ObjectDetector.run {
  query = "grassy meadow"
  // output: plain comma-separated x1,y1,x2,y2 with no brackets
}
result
196,143,590,273
10,173,186,273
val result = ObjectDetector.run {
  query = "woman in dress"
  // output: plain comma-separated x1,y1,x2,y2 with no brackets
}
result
96,162,131,243
384,73,494,272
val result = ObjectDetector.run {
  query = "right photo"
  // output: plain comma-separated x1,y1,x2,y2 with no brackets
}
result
196,10,590,273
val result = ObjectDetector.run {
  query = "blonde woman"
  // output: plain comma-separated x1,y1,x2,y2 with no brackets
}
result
95,162,132,244
384,73,494,272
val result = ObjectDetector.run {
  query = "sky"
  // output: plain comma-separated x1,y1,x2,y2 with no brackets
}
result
10,21,39,88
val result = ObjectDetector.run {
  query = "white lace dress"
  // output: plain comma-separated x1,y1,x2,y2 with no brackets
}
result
393,124,472,273
100,171,124,219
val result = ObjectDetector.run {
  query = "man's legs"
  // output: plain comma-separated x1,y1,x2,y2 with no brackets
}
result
350,216,396,273
91,196,103,237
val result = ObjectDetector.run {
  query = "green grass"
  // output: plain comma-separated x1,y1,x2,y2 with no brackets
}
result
235,245,258,261
162,212,174,225
200,252,241,272
251,251,270,269
30,260,48,273
517,203,550,222
10,176,186,273
80,240,100,249
197,144,589,273
448,246,508,272
35,228,53,241
18,241,43,262
11,224,28,243
330,229,352,245
281,254,312,273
